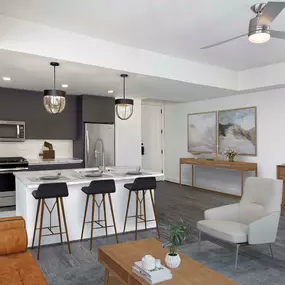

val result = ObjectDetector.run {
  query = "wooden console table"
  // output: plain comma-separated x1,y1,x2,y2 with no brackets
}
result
179,158,258,196
276,165,285,213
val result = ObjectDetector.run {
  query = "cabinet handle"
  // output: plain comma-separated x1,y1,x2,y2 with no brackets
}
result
217,164,230,167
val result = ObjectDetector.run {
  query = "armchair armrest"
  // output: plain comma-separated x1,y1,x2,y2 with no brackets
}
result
205,203,240,222
248,212,280,244
0,216,27,255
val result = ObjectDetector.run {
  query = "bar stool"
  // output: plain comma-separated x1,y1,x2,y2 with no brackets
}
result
31,182,71,260
80,179,119,250
123,177,160,240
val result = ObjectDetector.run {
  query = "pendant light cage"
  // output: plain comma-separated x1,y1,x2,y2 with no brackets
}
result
43,62,66,114
115,74,134,120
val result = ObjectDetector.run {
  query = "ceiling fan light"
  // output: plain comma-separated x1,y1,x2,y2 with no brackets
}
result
248,31,270,44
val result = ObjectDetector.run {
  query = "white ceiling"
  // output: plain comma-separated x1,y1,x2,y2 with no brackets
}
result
0,49,236,102
1,0,285,70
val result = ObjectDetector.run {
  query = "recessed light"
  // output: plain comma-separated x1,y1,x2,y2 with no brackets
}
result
2,77,11,81
61,84,68,88
108,90,114,94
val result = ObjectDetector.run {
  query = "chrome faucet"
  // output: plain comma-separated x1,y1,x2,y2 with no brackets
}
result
94,138,105,171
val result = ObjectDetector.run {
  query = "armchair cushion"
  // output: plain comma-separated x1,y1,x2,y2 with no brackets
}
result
205,203,240,222
197,220,248,243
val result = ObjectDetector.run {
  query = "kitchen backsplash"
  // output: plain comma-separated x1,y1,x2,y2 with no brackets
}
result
0,140,73,159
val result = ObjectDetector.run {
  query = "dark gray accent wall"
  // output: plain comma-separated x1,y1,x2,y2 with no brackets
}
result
0,87,78,140
82,95,115,123
73,95,115,161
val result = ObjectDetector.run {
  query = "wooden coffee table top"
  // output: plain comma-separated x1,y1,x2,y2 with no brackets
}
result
98,238,238,285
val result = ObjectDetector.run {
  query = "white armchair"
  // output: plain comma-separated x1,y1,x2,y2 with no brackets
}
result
197,177,282,271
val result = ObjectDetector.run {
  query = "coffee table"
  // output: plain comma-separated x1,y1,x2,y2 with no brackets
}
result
98,238,238,285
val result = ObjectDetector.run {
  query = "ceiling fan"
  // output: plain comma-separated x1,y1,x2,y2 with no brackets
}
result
201,1,285,49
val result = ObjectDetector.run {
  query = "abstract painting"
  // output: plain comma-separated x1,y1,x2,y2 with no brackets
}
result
187,111,217,153
218,107,256,155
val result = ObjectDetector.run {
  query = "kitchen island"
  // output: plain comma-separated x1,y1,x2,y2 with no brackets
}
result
14,167,163,247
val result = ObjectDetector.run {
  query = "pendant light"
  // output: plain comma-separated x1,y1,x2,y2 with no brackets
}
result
115,74,134,120
43,62,66,114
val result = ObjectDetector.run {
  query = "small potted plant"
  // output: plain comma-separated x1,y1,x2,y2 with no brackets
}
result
163,220,190,268
223,149,238,162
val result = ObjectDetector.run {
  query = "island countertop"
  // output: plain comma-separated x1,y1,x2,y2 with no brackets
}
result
14,166,164,190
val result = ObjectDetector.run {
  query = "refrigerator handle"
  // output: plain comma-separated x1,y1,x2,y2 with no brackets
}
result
85,129,90,167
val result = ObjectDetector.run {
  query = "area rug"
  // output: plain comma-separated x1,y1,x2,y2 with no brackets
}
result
44,240,285,285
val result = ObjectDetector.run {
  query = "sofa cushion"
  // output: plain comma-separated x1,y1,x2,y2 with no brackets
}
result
0,251,48,285
197,220,248,243
0,217,27,255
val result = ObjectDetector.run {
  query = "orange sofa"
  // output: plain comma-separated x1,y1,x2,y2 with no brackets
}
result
0,216,48,285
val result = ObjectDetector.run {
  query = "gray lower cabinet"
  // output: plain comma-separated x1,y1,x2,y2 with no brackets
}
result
29,163,83,171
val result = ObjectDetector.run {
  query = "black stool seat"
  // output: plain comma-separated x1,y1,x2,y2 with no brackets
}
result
124,177,157,191
81,180,116,195
32,182,69,199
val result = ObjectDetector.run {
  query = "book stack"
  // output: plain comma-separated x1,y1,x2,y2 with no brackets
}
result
132,261,173,284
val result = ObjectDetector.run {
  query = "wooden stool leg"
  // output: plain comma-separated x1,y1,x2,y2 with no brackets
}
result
32,199,41,249
123,191,131,234
37,199,45,260
81,195,90,240
102,194,108,238
142,190,147,230
135,191,139,240
108,193,119,244
149,189,160,239
60,197,71,254
90,194,95,250
56,198,63,244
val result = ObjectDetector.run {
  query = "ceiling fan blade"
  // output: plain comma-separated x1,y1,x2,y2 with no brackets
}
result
200,34,247,50
259,1,285,25
271,30,285,40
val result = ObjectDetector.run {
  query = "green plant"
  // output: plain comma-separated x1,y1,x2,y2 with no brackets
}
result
163,220,190,256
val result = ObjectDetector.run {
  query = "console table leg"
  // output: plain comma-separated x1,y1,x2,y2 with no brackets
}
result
240,171,244,196
192,165,195,187
179,163,182,186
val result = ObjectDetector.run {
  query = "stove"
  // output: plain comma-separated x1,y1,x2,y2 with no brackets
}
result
0,157,29,207
0,157,28,172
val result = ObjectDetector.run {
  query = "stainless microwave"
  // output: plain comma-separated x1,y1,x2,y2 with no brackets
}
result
0,121,25,142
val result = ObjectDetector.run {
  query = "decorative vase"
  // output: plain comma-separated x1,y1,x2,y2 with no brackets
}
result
228,156,235,162
165,253,181,268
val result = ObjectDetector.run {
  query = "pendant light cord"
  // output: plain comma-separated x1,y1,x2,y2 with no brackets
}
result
53,65,56,90
123,76,126,99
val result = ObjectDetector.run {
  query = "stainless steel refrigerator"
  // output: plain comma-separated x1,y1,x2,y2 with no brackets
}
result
84,123,115,168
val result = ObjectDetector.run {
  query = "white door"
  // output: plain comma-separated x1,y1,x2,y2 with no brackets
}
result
141,103,164,173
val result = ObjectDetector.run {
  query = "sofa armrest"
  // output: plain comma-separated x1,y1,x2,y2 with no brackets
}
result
205,203,240,222
248,212,280,244
0,216,27,255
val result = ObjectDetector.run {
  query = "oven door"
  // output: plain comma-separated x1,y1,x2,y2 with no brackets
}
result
0,173,15,207
0,121,25,142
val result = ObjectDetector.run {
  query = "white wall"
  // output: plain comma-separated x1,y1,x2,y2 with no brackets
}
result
115,99,141,167
164,88,285,195
0,140,73,159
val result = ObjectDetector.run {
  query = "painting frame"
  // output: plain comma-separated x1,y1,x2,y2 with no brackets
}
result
187,111,218,154
218,106,257,156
